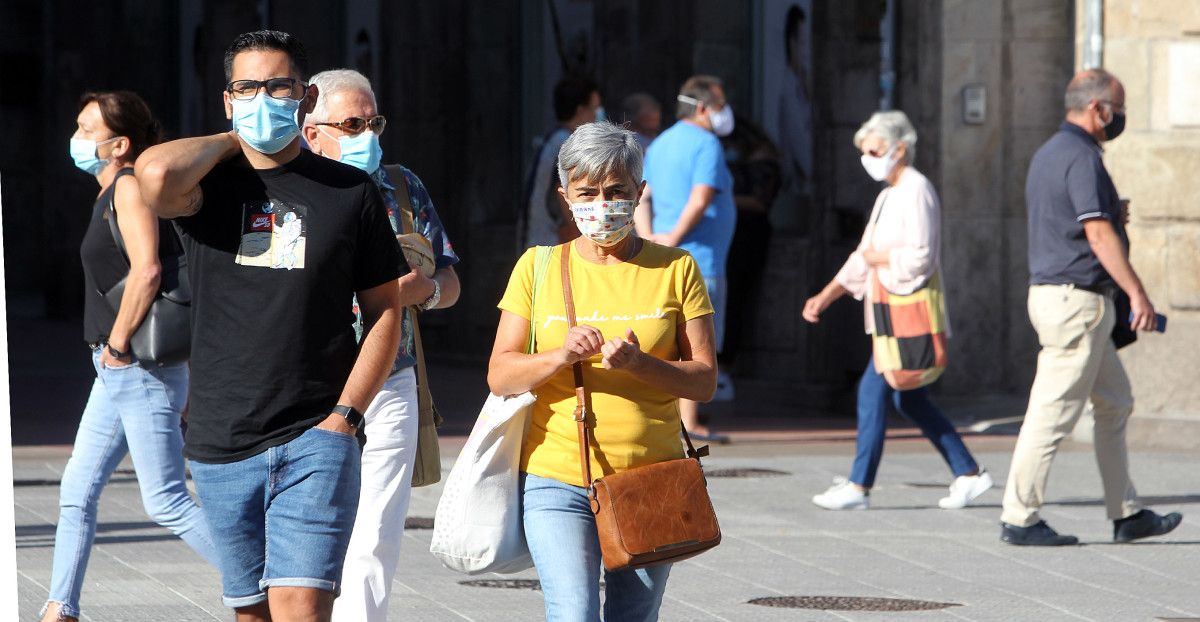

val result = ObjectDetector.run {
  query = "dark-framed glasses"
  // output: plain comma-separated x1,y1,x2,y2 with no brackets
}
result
225,77,307,101
315,115,387,135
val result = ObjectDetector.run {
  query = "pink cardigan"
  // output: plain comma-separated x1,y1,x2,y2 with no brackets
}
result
834,167,950,335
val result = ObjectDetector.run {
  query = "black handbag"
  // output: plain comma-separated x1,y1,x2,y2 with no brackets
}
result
101,171,192,366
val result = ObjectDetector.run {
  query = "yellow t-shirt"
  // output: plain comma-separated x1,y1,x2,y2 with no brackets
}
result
497,241,714,487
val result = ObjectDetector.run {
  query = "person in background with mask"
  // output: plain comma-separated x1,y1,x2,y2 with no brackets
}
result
37,90,219,622
302,68,461,622
802,110,993,512
523,75,602,248
489,121,717,620
136,31,406,621
637,74,737,442
998,69,1182,546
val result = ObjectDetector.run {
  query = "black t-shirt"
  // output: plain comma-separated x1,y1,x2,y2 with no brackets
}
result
176,150,404,463
79,168,180,344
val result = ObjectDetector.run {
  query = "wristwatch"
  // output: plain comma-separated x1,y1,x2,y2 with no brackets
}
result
418,278,442,311
330,404,364,429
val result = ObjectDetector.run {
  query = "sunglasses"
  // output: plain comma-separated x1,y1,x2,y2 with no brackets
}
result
314,115,387,135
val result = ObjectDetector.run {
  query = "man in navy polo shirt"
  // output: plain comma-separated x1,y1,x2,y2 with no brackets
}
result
999,68,1182,546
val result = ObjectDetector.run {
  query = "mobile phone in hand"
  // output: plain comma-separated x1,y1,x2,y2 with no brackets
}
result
1129,311,1167,333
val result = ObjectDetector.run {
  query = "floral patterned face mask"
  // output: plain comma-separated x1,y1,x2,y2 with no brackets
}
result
569,200,636,247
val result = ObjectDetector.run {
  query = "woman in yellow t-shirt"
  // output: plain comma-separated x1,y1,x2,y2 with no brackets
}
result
490,121,717,621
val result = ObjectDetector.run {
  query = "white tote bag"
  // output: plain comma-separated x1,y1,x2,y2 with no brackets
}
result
429,245,554,574
429,391,537,574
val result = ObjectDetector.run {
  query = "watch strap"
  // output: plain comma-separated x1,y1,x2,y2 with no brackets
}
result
106,341,130,359
331,404,364,428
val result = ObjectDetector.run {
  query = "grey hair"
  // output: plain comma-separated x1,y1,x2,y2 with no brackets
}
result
675,74,723,119
853,110,918,163
557,121,644,189
1064,68,1119,111
306,68,376,123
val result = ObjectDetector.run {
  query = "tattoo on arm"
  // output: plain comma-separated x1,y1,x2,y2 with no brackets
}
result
181,186,203,216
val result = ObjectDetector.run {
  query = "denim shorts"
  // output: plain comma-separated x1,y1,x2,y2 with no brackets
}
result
190,426,361,608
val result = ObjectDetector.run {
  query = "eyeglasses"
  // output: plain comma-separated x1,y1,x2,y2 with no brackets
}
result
314,115,387,136
225,78,307,101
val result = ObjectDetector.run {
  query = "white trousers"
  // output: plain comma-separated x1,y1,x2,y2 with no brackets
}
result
332,368,418,622
1001,285,1141,527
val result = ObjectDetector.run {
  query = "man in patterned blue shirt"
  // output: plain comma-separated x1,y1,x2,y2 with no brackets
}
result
303,69,460,621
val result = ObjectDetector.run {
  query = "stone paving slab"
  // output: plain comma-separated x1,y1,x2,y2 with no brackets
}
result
13,437,1200,621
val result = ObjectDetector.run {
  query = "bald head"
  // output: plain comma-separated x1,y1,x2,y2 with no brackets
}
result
1064,68,1122,112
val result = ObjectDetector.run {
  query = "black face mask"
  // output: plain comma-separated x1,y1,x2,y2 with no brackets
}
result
1103,110,1126,141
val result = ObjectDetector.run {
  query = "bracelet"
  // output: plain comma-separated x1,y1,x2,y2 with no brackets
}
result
106,341,130,359
418,279,442,311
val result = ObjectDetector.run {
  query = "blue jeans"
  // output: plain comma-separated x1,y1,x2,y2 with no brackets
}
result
44,351,218,618
521,473,671,622
849,358,979,488
191,426,361,609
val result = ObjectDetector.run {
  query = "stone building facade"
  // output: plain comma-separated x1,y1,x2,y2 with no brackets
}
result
1,1,1194,441
1092,0,1200,446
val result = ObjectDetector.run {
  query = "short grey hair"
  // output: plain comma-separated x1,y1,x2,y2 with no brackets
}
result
853,110,918,163
306,68,376,124
1064,68,1119,111
557,121,644,188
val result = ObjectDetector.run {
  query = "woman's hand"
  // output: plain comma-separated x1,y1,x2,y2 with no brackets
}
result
802,294,828,323
561,325,605,365
100,346,133,369
601,328,642,371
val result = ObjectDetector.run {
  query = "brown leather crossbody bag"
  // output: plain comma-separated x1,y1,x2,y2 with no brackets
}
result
559,244,721,571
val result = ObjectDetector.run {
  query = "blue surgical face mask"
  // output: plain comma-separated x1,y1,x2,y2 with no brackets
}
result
69,136,120,176
230,92,301,154
595,106,607,122
321,128,382,173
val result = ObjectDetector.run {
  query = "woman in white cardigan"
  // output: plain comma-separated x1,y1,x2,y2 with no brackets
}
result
802,111,992,511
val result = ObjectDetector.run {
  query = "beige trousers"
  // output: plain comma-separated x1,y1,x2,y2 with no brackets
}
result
1000,285,1141,527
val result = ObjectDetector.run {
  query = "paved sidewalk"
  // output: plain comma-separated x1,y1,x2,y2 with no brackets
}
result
14,432,1200,621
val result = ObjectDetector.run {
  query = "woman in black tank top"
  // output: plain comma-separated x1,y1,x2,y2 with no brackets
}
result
38,92,217,622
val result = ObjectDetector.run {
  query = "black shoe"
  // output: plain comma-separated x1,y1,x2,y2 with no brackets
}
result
1000,520,1079,546
1113,509,1183,543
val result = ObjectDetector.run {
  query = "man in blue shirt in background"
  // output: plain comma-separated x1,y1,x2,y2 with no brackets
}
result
638,74,737,441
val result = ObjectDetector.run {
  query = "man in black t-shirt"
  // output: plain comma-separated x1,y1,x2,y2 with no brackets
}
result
136,30,405,620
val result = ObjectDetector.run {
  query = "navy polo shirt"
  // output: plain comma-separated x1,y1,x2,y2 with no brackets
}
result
1026,121,1126,288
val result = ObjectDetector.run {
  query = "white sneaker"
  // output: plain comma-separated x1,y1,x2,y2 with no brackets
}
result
812,479,869,510
713,370,735,402
938,470,994,509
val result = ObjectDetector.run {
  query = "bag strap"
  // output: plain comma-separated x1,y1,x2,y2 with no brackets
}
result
106,167,186,269
528,245,553,354
385,165,439,421
105,167,138,265
559,243,594,487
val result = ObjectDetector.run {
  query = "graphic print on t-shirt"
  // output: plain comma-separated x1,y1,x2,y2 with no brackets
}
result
235,199,308,270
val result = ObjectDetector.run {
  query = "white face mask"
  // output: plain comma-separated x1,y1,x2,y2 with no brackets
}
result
860,146,898,182
570,200,636,247
708,104,735,137
677,94,735,137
